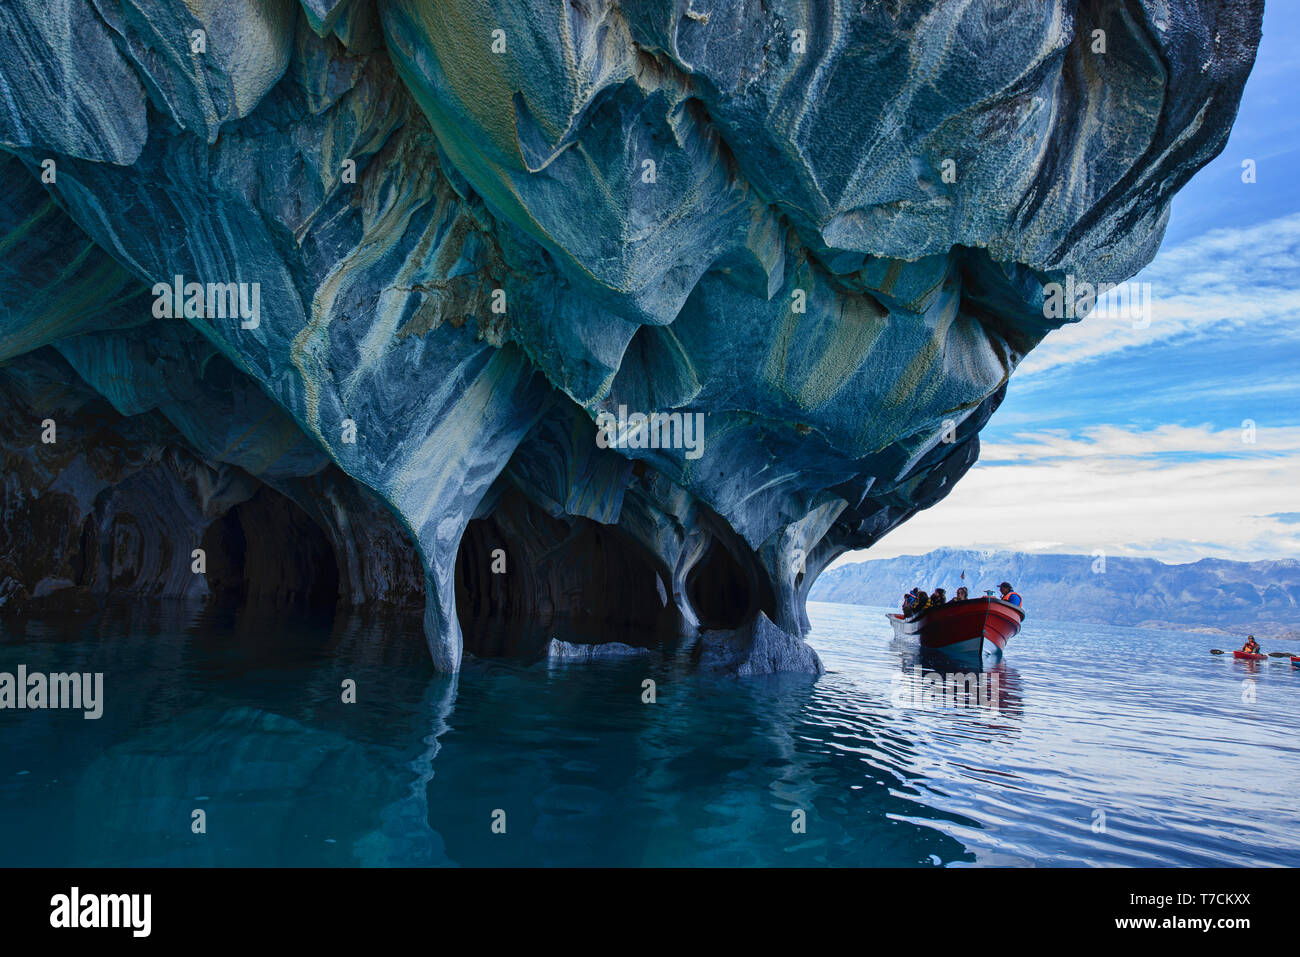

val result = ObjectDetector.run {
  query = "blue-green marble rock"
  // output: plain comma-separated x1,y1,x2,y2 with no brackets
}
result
0,0,1263,672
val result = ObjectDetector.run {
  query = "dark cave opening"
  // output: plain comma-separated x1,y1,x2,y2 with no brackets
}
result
454,488,675,657
200,485,339,614
685,536,760,630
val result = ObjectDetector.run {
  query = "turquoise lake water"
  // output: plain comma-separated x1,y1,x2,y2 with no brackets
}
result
1,599,1297,867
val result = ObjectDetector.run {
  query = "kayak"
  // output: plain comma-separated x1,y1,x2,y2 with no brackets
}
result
1292,656,1299,667
1233,650,1266,660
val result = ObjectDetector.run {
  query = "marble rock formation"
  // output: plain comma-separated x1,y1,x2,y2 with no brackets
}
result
0,1,1262,672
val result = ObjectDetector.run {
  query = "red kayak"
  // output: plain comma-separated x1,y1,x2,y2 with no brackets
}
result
1234,650,1266,660
1291,656,1299,667
888,597,1024,659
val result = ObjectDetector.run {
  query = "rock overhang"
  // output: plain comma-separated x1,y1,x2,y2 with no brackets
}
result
0,0,1264,673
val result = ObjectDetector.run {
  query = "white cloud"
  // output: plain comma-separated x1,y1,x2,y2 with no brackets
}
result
844,424,1300,564
980,423,1300,462
1017,213,1300,376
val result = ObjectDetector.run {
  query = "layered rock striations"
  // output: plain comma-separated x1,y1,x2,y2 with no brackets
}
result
0,1,1262,671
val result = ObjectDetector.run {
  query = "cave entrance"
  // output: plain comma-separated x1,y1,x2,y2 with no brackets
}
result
454,488,675,658
200,485,339,614
685,536,761,630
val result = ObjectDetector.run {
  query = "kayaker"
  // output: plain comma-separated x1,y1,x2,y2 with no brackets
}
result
1241,635,1261,654
998,582,1023,607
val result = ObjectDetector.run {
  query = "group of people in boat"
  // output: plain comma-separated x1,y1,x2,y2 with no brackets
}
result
901,581,1022,618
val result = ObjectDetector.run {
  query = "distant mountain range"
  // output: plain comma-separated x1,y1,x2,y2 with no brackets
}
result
809,549,1300,638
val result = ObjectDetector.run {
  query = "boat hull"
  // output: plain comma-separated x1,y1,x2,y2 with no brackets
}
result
1233,650,1267,661
886,598,1024,659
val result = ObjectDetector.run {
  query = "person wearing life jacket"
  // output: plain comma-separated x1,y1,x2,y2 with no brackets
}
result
1241,635,1261,654
998,582,1022,607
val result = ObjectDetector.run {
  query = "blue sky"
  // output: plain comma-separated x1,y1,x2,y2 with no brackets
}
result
865,3,1300,564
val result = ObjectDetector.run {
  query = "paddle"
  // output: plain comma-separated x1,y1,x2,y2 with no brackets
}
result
1210,649,1224,654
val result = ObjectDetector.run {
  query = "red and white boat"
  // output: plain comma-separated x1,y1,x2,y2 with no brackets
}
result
888,597,1025,660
